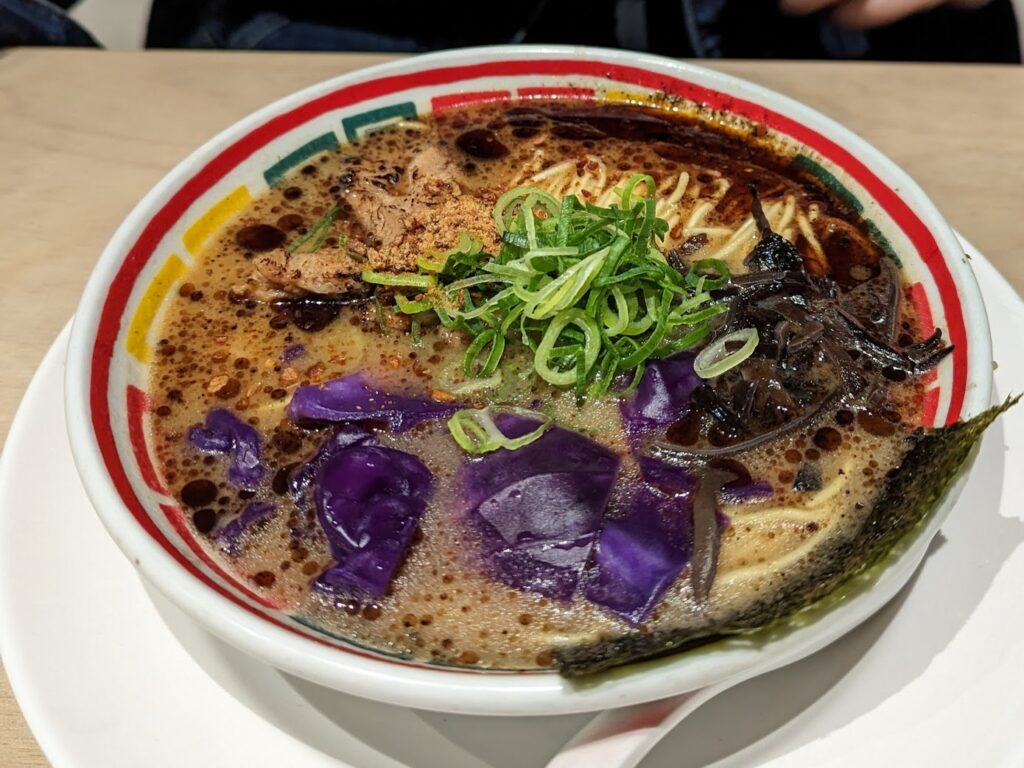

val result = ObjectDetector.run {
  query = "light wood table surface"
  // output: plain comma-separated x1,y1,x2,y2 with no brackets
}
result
0,48,1021,766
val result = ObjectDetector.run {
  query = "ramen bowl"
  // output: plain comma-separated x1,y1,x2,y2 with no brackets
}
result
65,46,992,716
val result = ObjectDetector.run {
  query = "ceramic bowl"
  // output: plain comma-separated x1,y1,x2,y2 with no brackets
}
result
65,46,992,715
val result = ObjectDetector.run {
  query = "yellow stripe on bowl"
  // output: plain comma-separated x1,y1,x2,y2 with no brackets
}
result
182,185,251,256
126,253,186,363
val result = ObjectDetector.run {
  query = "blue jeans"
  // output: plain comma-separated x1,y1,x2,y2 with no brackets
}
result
186,12,424,53
0,0,97,46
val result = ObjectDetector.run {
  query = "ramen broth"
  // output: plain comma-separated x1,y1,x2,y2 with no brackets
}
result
148,101,927,670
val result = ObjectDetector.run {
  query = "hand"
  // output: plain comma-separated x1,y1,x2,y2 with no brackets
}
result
779,0,993,29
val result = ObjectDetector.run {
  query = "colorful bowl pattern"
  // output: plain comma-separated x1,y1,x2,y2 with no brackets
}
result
66,48,990,714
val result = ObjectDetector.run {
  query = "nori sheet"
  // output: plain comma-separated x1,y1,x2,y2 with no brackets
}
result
555,397,1017,676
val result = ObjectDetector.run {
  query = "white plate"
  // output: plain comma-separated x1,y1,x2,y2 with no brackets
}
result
1,238,1022,768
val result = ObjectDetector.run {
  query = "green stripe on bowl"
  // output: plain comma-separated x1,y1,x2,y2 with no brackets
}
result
341,102,418,144
263,132,340,186
792,154,899,263
792,154,863,214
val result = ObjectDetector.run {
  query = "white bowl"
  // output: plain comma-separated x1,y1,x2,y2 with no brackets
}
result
65,46,992,716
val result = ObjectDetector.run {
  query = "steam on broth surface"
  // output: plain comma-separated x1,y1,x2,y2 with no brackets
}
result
148,100,950,674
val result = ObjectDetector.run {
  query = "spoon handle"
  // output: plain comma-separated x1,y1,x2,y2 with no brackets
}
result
544,682,735,768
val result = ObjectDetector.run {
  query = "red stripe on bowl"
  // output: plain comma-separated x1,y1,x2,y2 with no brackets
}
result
126,385,166,495
922,387,940,428
517,86,596,100
430,90,511,110
910,281,936,337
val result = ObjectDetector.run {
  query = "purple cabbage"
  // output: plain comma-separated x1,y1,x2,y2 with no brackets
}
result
583,457,745,624
215,500,276,555
312,441,433,597
619,353,700,438
720,479,773,505
288,424,377,504
188,408,264,490
638,455,773,504
287,372,459,432
281,344,306,363
459,414,620,600
637,454,697,496
583,486,694,625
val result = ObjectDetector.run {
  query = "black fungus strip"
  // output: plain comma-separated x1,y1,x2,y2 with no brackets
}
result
743,187,804,272
904,328,946,357
879,258,901,344
834,307,946,375
690,190,954,459
271,293,370,332
690,467,736,604
650,388,842,462
692,384,748,433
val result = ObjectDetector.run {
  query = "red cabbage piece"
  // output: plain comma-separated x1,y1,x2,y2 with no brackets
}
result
288,424,377,505
720,479,773,504
312,441,433,597
620,353,700,438
287,372,459,432
638,455,773,504
281,343,306,363
584,457,738,624
188,408,264,490
459,414,620,600
636,454,697,495
583,486,694,625
215,501,276,555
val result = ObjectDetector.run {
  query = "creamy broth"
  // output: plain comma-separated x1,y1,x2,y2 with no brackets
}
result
148,101,930,671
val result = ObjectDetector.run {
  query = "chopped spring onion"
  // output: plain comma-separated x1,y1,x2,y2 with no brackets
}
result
373,296,390,335
685,258,731,291
361,271,434,290
394,293,433,314
463,330,505,378
525,246,610,319
694,327,760,379
447,407,552,454
417,232,484,274
376,174,731,401
416,254,447,273
287,205,340,253
493,187,561,234
535,309,601,386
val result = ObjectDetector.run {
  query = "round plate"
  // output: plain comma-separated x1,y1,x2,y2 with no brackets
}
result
3,240,1020,767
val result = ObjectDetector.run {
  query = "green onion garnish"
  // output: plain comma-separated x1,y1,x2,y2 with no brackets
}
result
447,407,552,454
361,271,434,290
410,316,422,347
535,308,601,387
394,293,433,314
379,174,730,401
287,205,340,253
374,296,390,335
693,327,759,379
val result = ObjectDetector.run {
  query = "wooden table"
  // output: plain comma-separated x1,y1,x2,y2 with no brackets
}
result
0,48,1021,766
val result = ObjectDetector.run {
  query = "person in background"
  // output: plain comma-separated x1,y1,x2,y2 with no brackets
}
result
0,0,96,46
143,0,1020,61
1,0,1019,63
